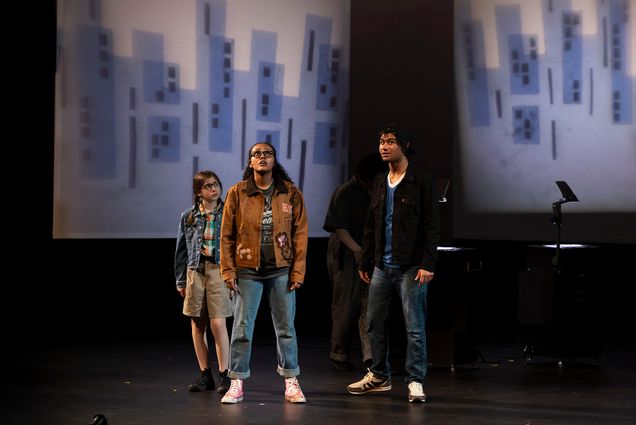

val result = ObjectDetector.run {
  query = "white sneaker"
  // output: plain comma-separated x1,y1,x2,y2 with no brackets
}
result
407,382,426,403
221,379,243,404
284,377,306,403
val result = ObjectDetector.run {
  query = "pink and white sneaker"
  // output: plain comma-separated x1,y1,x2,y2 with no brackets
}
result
221,379,243,404
284,377,306,403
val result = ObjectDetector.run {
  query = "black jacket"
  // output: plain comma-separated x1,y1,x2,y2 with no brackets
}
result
360,164,440,273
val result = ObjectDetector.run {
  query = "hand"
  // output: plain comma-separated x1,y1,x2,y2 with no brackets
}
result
177,287,185,298
414,269,434,286
358,270,371,284
225,278,239,297
289,281,303,291
353,248,362,265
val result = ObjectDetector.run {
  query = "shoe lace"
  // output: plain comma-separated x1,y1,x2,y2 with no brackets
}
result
228,379,242,395
361,371,376,384
286,378,302,395
409,382,423,394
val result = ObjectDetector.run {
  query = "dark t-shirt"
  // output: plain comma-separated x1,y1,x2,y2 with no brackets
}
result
260,184,276,269
238,184,287,280
323,177,371,245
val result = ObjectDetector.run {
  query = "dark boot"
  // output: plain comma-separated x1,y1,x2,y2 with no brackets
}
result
188,368,215,392
217,369,231,394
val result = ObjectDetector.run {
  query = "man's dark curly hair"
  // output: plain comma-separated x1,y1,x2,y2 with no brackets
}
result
379,124,415,155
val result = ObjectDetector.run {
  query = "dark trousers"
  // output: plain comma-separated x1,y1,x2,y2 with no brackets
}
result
327,234,371,363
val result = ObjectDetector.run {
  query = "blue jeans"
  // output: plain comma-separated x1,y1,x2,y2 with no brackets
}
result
367,266,428,384
228,275,300,379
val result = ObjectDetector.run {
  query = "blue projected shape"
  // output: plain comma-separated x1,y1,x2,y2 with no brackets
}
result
304,15,333,73
257,61,283,122
252,30,283,122
208,0,226,34
562,11,583,104
508,34,539,94
132,30,164,59
610,0,633,124
462,20,490,126
316,44,339,111
512,106,539,144
313,122,337,164
143,60,180,104
77,24,116,178
148,116,180,162
495,5,539,95
209,35,234,152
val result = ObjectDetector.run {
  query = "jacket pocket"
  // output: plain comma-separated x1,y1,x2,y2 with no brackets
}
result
399,195,421,231
400,195,420,212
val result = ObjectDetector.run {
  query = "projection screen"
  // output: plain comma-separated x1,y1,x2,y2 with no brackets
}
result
453,0,636,243
54,0,350,238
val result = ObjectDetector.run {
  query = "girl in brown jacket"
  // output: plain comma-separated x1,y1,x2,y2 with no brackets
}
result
220,142,308,404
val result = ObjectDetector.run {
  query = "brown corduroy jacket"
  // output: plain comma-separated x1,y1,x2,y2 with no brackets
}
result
220,177,308,284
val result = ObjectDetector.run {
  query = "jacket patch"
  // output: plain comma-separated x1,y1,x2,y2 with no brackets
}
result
275,232,293,260
281,202,293,214
237,243,253,260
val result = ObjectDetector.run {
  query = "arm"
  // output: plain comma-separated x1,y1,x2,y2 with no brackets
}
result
334,228,362,264
324,183,361,262
220,187,238,285
174,211,189,297
358,193,377,283
289,187,309,287
419,174,441,272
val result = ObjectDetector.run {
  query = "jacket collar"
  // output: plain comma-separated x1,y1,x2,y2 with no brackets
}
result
404,162,416,182
194,199,224,217
379,162,415,188
246,175,288,196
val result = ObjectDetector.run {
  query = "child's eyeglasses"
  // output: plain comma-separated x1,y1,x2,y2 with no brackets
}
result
202,182,220,190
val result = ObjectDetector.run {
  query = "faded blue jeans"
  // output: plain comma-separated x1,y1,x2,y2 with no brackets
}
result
228,275,300,379
367,266,428,384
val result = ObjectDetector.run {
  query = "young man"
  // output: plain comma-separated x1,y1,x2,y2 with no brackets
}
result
347,125,440,403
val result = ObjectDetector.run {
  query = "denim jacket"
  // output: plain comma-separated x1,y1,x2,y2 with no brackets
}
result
174,200,223,289
360,164,440,274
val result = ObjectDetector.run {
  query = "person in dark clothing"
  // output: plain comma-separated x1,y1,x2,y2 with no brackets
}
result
324,153,385,371
347,125,440,403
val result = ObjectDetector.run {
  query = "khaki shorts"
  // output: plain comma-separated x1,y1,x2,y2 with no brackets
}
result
183,262,232,318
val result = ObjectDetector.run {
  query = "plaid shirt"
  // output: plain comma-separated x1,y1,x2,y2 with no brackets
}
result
200,202,222,259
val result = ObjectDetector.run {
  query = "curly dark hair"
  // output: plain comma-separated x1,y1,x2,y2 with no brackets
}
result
242,141,293,183
379,124,415,155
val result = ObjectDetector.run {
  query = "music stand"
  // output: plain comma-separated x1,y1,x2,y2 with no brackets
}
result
437,179,450,204
551,181,579,267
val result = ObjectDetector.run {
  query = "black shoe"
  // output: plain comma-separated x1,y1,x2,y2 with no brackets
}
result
217,369,231,394
188,368,215,392
330,358,354,371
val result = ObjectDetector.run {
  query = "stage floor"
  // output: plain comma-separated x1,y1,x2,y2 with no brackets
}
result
2,336,635,425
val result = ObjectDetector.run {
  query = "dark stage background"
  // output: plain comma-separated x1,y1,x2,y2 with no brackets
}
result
6,0,634,357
